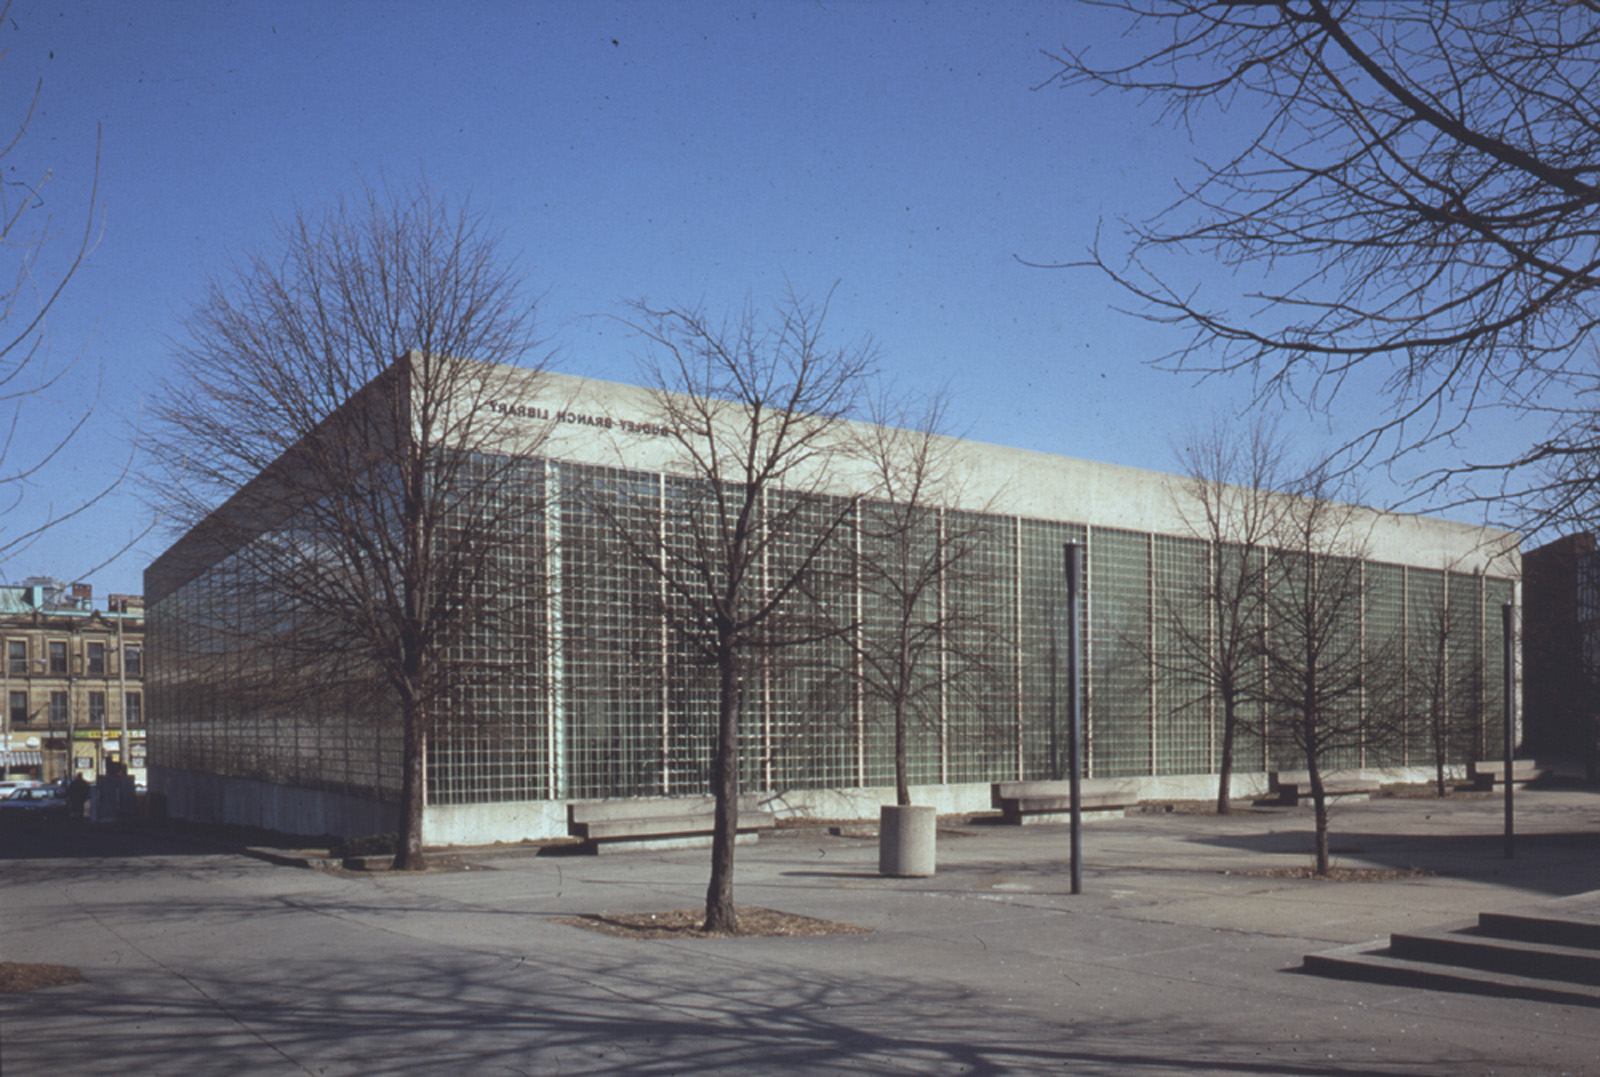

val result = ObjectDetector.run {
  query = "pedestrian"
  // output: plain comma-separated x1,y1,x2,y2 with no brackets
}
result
67,773,90,821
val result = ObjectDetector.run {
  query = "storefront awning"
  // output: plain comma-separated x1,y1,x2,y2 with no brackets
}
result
2,750,43,766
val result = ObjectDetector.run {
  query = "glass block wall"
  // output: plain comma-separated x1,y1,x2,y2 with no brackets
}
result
1364,560,1408,761
429,455,549,804
1017,518,1085,781
946,511,1021,784
146,532,403,803
149,451,1518,806
555,461,666,800
1089,528,1154,778
1484,576,1517,761
1152,534,1213,776
759,489,860,792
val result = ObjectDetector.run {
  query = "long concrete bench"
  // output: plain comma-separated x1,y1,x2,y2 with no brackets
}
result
566,795,775,854
1268,769,1379,806
990,779,1139,824
1469,760,1553,790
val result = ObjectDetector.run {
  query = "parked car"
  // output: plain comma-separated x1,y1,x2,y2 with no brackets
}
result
0,785,68,820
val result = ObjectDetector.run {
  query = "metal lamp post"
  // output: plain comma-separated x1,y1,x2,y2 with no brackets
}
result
1064,543,1084,895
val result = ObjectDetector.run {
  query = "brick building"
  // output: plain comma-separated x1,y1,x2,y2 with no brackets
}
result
1,580,145,783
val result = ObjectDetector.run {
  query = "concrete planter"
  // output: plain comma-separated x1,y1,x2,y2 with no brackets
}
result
878,804,936,877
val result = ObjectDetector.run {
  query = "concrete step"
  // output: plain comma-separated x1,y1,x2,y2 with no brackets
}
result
1478,909,1600,950
575,810,775,840
1303,898,1600,1007
1469,760,1554,789
1303,943,1600,1009
1390,925,1600,985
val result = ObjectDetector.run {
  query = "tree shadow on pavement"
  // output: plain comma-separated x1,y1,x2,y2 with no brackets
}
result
0,941,1530,1076
0,819,228,863
1186,826,1600,897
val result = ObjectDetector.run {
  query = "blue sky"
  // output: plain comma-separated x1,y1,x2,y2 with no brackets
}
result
1,1,1535,600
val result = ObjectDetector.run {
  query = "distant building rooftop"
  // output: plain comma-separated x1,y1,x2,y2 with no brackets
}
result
0,580,143,617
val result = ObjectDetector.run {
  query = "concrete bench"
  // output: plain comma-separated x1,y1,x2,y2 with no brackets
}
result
1469,760,1552,790
1268,769,1378,806
566,795,775,854
990,779,1139,824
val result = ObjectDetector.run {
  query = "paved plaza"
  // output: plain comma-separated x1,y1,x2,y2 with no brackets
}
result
3,789,1600,1075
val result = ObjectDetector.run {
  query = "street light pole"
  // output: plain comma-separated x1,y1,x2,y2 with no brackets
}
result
1503,601,1516,860
69,647,82,784
117,611,128,766
2,635,9,775
1065,543,1084,896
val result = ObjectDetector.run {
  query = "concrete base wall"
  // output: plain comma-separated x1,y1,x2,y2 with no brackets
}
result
761,782,995,821
423,799,569,847
150,764,1470,846
414,771,1305,845
150,766,398,839
1105,766,1468,804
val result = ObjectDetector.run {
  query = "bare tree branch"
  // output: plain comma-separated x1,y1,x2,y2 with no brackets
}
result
1043,2,1600,516
848,388,1007,808
598,287,874,933
1258,466,1392,874
148,180,546,870
0,4,108,565
1156,416,1291,813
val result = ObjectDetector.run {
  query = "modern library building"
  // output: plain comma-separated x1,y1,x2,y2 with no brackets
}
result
145,362,1520,844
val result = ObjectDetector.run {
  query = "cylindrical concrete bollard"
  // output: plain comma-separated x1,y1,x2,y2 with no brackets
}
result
878,804,937,877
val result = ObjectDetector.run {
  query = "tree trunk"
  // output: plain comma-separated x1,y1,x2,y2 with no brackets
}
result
1434,719,1448,798
1304,689,1329,875
1318,790,1331,870
392,700,429,871
703,649,742,934
893,621,913,807
894,694,910,807
1309,766,1330,875
1217,695,1237,815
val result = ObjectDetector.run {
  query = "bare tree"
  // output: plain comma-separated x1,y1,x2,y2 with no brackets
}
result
0,4,112,564
149,182,544,870
1258,471,1386,874
606,290,874,933
1044,2,1600,510
1162,418,1287,813
850,391,1002,808
1519,400,1600,557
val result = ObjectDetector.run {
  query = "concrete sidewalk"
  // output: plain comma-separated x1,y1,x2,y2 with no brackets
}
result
3,789,1599,1074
